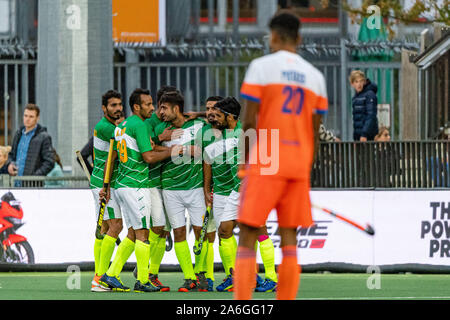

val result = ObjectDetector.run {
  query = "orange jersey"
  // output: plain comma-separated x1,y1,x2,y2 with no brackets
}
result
240,50,328,179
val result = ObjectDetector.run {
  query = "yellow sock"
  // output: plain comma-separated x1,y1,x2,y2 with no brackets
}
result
98,235,116,276
94,238,103,275
259,237,278,282
174,240,196,280
194,239,208,274
149,236,166,275
107,237,135,277
135,240,151,283
204,240,215,281
220,236,237,275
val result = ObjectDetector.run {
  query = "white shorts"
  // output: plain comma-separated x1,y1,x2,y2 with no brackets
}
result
222,190,239,224
206,212,216,233
91,188,122,221
150,188,171,231
162,188,206,229
212,193,237,229
115,188,151,230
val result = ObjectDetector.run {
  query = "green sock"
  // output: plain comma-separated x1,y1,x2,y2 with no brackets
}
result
98,235,116,276
220,236,237,276
174,240,196,280
135,240,151,283
259,238,278,282
149,236,166,275
204,240,215,281
94,238,103,276
194,239,208,274
107,237,135,277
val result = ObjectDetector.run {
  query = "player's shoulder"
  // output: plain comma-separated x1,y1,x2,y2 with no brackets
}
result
94,117,115,138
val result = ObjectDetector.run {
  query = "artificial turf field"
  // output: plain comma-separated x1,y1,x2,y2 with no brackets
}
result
1,271,450,300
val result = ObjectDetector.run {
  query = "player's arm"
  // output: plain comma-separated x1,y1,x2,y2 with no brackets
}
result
203,162,213,207
184,111,206,121
142,146,183,164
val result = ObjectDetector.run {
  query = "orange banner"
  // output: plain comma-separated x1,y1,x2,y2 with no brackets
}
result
112,0,165,44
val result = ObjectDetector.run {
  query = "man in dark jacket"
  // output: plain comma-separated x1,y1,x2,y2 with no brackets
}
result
349,70,378,141
8,104,55,180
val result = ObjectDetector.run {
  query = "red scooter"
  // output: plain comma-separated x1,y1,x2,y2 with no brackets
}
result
0,192,34,264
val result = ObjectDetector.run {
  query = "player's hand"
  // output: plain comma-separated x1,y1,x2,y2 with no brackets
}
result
204,191,212,208
187,145,202,158
99,187,111,204
150,137,155,149
237,164,247,179
170,145,184,158
184,111,200,121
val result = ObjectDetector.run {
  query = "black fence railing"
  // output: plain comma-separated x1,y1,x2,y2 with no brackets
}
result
311,141,450,189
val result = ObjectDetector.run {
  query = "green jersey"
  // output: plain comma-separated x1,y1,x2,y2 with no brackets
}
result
144,116,163,189
200,123,235,196
114,115,153,189
90,117,119,189
227,121,242,192
154,119,205,190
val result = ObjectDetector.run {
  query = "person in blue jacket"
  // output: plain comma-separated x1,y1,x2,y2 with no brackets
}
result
349,70,379,141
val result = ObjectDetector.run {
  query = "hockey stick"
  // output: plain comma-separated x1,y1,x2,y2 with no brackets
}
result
312,204,375,236
193,205,211,255
76,150,91,183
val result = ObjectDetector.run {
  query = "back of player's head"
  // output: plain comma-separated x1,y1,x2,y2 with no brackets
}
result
129,88,151,112
205,96,224,104
215,97,241,120
269,10,301,44
159,91,184,113
157,85,178,103
102,89,122,107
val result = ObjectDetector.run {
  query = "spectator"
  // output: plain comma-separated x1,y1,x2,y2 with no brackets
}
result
8,104,55,186
0,146,12,174
349,70,378,142
374,126,391,142
45,148,65,188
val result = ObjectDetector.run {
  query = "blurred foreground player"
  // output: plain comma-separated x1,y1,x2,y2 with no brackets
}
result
234,11,327,300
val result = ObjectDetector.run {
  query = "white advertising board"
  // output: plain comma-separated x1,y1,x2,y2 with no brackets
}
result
5,189,450,267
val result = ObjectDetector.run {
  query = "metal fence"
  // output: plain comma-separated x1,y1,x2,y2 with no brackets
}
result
312,141,450,189
0,175,89,188
114,58,402,141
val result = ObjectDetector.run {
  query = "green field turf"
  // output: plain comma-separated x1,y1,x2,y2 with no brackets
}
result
0,272,449,300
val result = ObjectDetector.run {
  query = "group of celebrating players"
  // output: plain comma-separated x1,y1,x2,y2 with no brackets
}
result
89,10,328,300
89,86,278,294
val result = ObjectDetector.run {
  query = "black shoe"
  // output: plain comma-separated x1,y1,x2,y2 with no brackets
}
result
178,279,198,292
196,272,209,292
134,280,160,293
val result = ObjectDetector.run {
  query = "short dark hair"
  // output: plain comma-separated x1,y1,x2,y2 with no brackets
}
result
268,10,301,43
205,96,224,104
157,85,178,104
102,90,122,108
24,104,40,117
129,88,151,112
159,91,184,114
215,97,241,120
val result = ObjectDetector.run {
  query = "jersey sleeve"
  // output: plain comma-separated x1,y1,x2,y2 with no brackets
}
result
135,122,153,153
313,71,328,115
240,60,264,103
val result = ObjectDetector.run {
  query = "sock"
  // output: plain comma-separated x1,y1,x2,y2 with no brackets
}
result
174,240,196,280
194,239,208,274
258,237,278,282
220,236,237,276
149,236,166,275
204,240,215,281
276,245,300,300
135,240,151,283
107,237,135,277
147,229,160,270
98,235,117,276
233,246,256,300
94,238,103,276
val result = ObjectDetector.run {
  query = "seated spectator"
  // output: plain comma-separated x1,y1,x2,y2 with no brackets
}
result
0,146,12,174
45,148,65,188
374,127,391,142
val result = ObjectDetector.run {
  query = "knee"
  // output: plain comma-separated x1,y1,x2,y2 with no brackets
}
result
173,227,186,242
218,225,233,239
108,220,123,236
